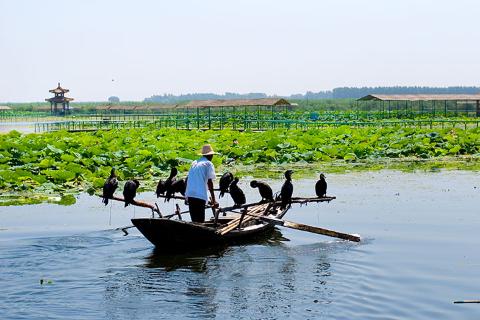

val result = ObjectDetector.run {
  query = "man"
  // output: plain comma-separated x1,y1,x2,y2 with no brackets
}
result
185,144,218,223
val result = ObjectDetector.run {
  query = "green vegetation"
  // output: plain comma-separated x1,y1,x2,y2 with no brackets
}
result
1,127,480,206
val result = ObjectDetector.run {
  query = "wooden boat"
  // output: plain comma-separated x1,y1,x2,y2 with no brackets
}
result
131,196,342,252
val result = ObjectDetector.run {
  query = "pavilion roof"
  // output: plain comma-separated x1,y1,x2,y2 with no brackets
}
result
49,83,70,94
45,96,74,102
0,105,11,110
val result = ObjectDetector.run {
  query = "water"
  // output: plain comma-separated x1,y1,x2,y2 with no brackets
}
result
1,170,479,319
0,122,37,134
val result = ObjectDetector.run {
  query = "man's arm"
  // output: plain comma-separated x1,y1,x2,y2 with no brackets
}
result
207,179,218,207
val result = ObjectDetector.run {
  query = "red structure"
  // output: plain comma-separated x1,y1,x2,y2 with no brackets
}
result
45,83,74,114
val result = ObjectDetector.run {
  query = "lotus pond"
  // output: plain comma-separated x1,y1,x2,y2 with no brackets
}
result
1,127,480,205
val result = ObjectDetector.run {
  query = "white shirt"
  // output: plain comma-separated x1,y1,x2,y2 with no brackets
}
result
185,157,216,202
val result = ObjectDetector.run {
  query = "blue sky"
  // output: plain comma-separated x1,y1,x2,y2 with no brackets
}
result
0,0,479,102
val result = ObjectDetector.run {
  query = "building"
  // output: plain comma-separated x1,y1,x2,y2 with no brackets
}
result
45,83,74,114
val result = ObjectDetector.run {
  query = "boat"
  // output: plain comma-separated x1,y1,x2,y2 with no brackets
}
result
131,197,340,252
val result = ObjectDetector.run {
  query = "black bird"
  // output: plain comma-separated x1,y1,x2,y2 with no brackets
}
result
315,173,327,198
279,170,293,209
229,177,246,207
123,179,140,207
250,180,273,202
156,179,166,198
168,177,187,200
102,167,118,206
164,167,178,202
219,172,234,198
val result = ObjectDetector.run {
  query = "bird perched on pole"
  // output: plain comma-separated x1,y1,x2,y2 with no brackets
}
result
164,167,178,202
229,177,246,207
279,170,293,209
123,179,140,207
155,179,166,198
219,172,234,198
315,173,327,197
168,176,187,200
102,167,118,206
250,180,273,202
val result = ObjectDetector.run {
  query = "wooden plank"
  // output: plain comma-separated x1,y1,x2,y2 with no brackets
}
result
217,204,268,235
218,206,263,235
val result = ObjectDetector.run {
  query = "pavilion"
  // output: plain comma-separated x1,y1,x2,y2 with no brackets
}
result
45,83,74,114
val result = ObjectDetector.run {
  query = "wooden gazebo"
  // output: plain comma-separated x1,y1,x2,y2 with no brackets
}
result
45,83,74,114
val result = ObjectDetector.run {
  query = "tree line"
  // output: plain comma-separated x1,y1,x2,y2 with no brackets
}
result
144,86,480,103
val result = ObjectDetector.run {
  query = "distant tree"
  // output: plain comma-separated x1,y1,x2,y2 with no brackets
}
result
142,86,480,102
108,96,120,103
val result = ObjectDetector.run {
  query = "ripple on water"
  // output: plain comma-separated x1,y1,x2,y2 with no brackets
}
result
2,171,480,319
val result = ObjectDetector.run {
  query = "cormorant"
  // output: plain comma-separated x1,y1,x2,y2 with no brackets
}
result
123,179,140,207
164,167,178,202
102,167,118,206
229,177,246,207
279,170,293,209
315,173,327,197
168,177,187,200
250,180,273,202
219,172,234,198
156,179,166,198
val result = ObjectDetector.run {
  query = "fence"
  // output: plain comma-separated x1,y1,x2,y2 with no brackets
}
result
34,117,480,133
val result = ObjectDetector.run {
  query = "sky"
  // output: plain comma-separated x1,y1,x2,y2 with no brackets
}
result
0,0,479,102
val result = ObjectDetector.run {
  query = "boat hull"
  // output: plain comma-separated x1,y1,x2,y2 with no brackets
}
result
131,218,275,252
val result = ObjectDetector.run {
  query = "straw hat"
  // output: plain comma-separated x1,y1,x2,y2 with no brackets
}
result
199,144,216,155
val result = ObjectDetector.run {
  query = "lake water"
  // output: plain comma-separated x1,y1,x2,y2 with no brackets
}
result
0,122,43,134
1,170,479,319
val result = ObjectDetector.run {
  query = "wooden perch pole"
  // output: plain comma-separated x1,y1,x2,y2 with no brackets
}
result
218,196,336,213
99,195,162,216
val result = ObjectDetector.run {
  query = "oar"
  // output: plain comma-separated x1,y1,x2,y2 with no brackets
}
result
257,215,360,242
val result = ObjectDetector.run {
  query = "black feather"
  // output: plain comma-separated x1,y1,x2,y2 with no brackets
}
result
102,168,118,206
315,173,327,197
250,180,273,202
219,172,234,198
156,179,166,197
229,177,246,207
123,179,140,207
279,170,293,209
164,167,178,202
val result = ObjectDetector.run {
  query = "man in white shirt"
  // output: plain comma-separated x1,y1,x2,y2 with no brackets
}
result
185,144,218,222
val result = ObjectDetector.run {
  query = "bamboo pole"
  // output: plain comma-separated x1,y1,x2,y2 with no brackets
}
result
218,196,336,214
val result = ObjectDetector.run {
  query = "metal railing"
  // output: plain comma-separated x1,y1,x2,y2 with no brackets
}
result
34,117,480,133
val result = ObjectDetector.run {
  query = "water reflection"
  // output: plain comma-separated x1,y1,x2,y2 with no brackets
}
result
145,246,229,272
144,229,289,272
